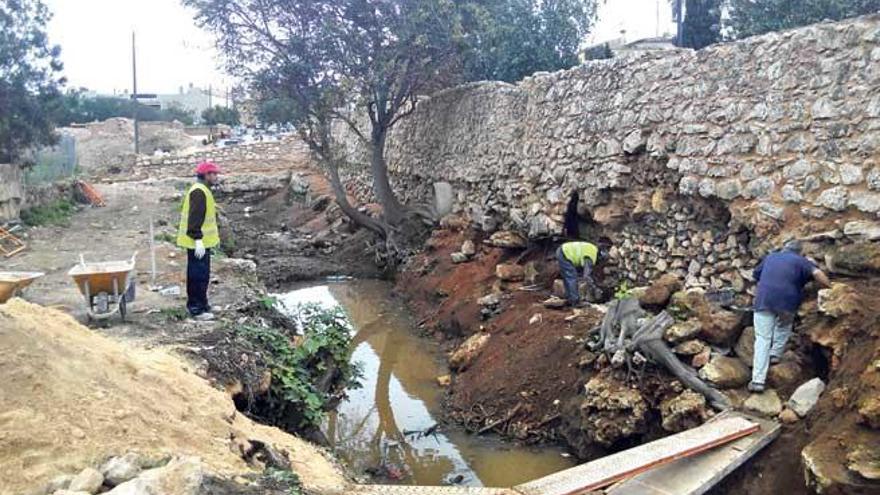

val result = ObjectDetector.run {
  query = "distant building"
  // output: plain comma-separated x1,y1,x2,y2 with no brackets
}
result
580,36,678,62
154,84,213,123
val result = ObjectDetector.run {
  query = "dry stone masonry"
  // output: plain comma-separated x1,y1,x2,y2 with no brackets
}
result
341,14,880,289
136,138,301,174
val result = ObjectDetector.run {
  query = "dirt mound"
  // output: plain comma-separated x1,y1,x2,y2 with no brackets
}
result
61,118,200,175
0,298,346,495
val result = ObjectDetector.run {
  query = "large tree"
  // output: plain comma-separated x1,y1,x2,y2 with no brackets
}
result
0,0,64,163
185,0,466,239
202,105,240,126
727,0,880,39
672,0,723,49
460,0,599,83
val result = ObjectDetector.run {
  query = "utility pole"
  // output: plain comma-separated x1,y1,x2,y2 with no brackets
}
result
131,31,140,155
656,0,661,37
208,84,212,108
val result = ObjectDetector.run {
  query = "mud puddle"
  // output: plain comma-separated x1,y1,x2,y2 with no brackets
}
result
275,280,575,487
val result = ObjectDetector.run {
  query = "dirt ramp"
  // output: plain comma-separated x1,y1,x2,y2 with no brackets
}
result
0,298,346,495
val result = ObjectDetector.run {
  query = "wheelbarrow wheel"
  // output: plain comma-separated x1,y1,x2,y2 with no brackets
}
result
119,297,127,322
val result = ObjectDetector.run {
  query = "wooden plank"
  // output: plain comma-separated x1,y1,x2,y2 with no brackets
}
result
606,412,781,495
513,416,759,495
348,486,516,495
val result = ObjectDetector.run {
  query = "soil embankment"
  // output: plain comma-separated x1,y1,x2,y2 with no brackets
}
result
396,225,880,495
1,141,375,494
0,298,347,495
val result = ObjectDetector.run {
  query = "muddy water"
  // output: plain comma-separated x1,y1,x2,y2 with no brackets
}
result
276,280,575,487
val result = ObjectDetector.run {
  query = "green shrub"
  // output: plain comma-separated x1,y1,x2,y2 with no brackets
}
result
160,307,190,321
20,199,76,226
614,281,633,300
236,303,361,429
263,468,303,495
154,232,176,244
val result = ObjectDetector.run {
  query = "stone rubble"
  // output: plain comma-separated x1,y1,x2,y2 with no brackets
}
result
67,468,103,494
100,453,143,487
659,389,709,433
449,333,491,370
788,378,826,417
744,389,784,417
578,376,649,447
104,457,202,495
698,355,751,389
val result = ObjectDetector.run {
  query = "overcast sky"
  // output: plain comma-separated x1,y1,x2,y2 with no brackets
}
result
46,0,676,95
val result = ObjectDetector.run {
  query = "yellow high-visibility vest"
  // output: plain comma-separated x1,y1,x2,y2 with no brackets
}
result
177,182,220,249
562,241,598,267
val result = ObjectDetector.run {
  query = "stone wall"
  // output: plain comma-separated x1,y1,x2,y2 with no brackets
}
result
134,138,300,178
342,15,880,289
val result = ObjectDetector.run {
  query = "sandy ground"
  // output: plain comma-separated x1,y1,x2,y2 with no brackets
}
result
0,145,355,494
1,180,186,323
0,298,348,495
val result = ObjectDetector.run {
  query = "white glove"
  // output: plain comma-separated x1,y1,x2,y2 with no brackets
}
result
194,239,206,259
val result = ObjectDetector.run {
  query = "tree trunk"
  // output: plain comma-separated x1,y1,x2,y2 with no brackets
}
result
629,311,731,410
325,158,387,238
369,129,406,225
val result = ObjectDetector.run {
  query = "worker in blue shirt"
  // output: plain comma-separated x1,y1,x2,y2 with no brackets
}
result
749,240,830,392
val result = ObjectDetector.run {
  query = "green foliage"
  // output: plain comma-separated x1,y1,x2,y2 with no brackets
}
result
260,296,279,310
257,98,298,126
153,232,176,244
726,0,880,39
460,0,600,82
54,91,196,126
236,304,361,429
667,303,690,321
0,0,65,163
163,104,196,125
263,468,303,495
160,307,190,321
614,281,633,300
20,198,75,226
582,42,613,61
672,0,722,49
201,105,240,126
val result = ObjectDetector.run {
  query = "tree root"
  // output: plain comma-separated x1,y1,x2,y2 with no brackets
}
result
594,300,731,410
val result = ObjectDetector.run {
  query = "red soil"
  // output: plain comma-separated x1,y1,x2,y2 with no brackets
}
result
397,229,600,440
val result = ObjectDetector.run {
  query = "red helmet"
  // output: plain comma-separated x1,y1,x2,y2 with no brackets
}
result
195,161,221,175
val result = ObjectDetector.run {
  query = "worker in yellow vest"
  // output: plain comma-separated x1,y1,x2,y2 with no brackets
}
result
557,241,600,306
177,161,222,320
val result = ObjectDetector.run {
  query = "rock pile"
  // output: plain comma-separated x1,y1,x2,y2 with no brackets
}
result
31,455,203,495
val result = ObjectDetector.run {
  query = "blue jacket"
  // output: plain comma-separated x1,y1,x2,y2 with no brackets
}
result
753,250,817,313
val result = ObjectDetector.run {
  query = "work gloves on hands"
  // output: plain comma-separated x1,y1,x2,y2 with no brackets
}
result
194,240,206,259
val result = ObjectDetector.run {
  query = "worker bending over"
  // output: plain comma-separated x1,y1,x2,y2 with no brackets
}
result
177,161,222,321
749,240,830,392
557,241,600,306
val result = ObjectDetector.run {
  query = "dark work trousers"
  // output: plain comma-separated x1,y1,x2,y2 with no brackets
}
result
186,248,211,316
556,247,580,305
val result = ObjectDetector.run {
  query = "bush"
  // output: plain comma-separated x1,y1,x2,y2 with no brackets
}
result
20,199,76,226
237,303,361,429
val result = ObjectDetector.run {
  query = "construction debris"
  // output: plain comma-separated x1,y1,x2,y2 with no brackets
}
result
0,225,26,257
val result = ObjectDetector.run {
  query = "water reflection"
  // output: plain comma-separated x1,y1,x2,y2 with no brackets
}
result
276,280,575,487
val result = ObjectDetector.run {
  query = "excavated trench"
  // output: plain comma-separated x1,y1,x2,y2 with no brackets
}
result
274,280,576,487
